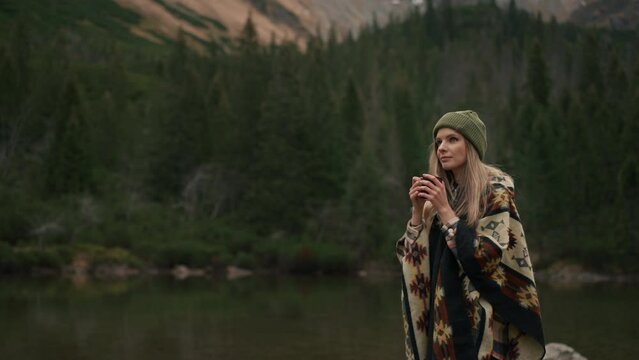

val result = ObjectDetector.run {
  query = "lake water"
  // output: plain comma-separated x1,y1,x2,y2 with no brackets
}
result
0,275,636,359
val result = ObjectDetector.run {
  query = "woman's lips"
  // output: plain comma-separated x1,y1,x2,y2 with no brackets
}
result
440,157,451,162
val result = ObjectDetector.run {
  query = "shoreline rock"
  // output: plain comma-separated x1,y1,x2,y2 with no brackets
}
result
226,265,252,280
545,343,587,360
94,264,140,279
8,258,639,284
172,265,206,280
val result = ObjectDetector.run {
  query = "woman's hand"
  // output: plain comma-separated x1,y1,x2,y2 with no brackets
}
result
408,176,428,226
421,174,456,224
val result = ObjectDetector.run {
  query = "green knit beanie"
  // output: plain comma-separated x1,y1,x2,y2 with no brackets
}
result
432,110,487,160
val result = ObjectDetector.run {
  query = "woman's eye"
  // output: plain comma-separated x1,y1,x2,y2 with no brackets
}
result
449,137,457,143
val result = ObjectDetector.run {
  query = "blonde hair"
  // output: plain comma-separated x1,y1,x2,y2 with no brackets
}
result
424,137,505,227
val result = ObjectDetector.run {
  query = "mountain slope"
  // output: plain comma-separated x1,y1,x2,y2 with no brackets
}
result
494,0,582,21
113,0,413,46
2,0,631,50
113,0,636,47
570,0,639,30
480,0,637,29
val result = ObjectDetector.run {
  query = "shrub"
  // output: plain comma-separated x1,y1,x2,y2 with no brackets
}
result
92,246,142,267
234,251,256,269
253,237,296,269
314,242,356,274
283,241,356,275
70,243,142,269
0,246,67,273
141,242,219,268
211,249,233,269
0,242,17,273
0,189,33,245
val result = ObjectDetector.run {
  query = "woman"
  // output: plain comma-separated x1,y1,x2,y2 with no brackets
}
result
396,110,545,360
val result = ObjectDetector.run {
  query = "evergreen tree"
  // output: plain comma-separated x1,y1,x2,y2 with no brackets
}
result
632,55,639,92
605,48,629,107
424,0,442,48
239,13,259,55
19,32,70,149
148,33,211,199
302,42,346,204
45,79,93,195
442,0,455,42
0,44,17,171
505,0,519,39
618,90,639,208
0,19,31,165
231,15,269,172
342,150,388,257
579,33,603,94
208,74,235,166
340,77,365,164
534,12,544,40
247,45,308,233
526,38,550,105
92,52,129,172
0,19,30,118
394,85,424,182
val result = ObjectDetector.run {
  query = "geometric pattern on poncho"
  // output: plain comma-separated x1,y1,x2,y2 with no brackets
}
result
397,175,545,360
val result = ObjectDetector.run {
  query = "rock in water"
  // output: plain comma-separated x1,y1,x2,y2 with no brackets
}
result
172,265,190,280
544,343,588,360
226,265,252,280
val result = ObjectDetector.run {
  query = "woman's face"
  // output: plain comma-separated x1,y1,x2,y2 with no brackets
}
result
435,128,467,174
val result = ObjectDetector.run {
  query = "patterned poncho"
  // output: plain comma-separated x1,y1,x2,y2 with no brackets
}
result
396,175,545,360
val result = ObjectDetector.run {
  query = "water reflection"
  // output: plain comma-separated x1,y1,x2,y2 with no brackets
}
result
0,276,404,360
538,281,639,358
0,276,636,359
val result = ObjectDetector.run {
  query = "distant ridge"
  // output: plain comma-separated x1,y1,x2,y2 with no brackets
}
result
111,0,636,46
570,0,638,30
113,0,413,46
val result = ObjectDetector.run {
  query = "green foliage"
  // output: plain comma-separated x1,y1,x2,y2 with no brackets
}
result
44,79,95,195
71,243,142,267
340,78,364,163
579,33,604,94
143,242,218,268
0,3,638,275
0,189,32,245
424,0,443,48
146,32,217,199
234,251,257,269
526,39,550,105
0,245,67,274
283,241,356,274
